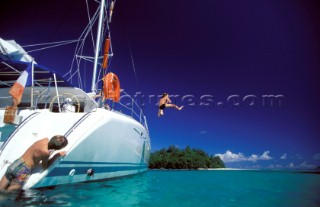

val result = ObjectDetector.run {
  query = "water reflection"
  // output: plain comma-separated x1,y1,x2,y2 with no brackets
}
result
0,171,152,206
1,188,72,206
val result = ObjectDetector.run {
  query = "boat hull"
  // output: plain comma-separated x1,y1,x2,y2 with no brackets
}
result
0,108,150,189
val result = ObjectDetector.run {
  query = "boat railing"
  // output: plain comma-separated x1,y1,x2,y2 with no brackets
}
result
0,96,12,110
113,90,148,131
0,86,98,112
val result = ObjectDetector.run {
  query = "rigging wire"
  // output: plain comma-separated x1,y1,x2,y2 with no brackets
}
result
55,0,112,92
65,0,111,90
35,0,77,62
2,0,114,93
64,3,100,87
26,39,82,53
86,0,97,54
127,36,140,91
22,39,81,48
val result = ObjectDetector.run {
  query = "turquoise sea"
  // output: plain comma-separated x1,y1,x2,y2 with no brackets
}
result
0,170,319,207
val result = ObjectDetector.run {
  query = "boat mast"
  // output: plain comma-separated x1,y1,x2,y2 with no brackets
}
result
30,59,34,107
91,0,106,92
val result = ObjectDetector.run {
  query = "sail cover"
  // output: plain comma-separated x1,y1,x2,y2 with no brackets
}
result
0,38,72,88
0,60,72,88
0,38,34,63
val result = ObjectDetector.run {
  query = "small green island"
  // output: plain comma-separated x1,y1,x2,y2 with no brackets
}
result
149,145,225,169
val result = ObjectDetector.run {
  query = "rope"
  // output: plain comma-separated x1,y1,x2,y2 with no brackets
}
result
0,160,12,171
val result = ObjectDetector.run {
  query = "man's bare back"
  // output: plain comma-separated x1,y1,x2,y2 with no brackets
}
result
21,138,50,169
159,95,170,105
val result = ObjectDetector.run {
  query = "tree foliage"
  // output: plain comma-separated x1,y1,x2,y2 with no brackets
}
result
149,145,225,169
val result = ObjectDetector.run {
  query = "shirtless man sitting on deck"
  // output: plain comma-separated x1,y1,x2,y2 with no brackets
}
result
158,93,183,117
0,135,68,192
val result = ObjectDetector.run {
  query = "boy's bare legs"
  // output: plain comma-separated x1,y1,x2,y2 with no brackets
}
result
0,176,22,192
7,182,22,191
166,104,183,110
158,109,164,117
0,177,21,192
0,176,9,191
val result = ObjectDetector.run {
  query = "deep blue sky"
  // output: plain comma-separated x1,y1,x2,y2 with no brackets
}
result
1,0,320,169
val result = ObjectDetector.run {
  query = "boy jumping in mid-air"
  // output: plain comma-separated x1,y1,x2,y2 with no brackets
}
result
158,93,183,117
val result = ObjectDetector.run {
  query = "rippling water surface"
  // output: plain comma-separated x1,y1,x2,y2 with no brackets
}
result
0,170,319,207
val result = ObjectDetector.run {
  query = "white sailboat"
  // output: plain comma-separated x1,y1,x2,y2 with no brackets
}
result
0,0,151,189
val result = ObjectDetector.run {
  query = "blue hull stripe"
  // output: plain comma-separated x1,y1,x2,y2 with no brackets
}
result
47,165,147,177
60,161,146,166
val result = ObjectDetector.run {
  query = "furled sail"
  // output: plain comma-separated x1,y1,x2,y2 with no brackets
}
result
0,38,35,63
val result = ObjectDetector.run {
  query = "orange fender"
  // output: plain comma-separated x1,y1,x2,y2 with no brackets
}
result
102,38,110,69
103,72,120,102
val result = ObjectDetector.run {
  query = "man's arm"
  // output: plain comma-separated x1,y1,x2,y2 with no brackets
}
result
47,151,67,167
41,155,49,170
166,96,172,103
41,152,66,170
